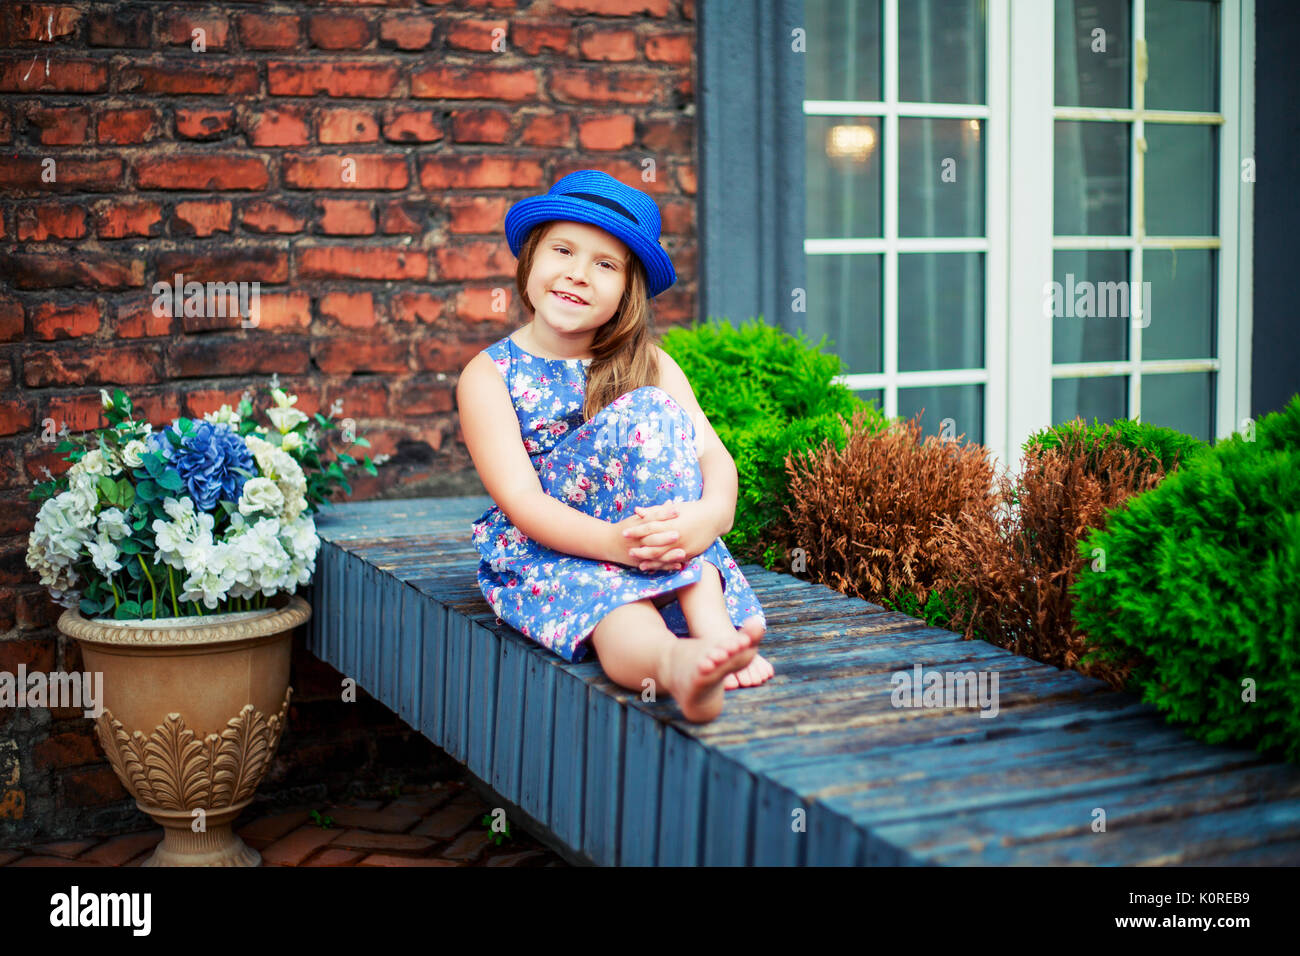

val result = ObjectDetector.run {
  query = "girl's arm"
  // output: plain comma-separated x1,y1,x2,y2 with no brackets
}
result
458,352,624,563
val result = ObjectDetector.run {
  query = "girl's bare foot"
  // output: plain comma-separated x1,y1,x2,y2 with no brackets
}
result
724,652,775,690
660,629,760,723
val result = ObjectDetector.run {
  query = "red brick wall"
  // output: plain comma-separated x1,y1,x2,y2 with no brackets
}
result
0,0,699,844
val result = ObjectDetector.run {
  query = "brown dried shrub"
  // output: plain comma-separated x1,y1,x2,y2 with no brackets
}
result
782,408,998,608
931,436,1167,688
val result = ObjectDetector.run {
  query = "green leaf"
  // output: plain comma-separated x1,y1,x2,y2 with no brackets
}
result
54,440,79,454
115,600,142,620
113,389,131,415
338,453,356,466
118,538,142,555
351,436,371,448
327,461,345,478
80,598,101,616
158,469,185,492
136,479,159,502
115,477,135,508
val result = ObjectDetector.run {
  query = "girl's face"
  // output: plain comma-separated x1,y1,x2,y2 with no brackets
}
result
525,221,629,344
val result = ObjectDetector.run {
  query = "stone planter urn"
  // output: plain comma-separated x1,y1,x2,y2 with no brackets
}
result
56,593,310,867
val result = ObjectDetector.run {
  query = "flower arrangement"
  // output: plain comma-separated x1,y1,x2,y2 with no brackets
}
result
25,379,386,620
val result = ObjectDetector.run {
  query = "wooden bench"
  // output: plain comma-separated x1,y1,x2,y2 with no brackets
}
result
303,496,1300,865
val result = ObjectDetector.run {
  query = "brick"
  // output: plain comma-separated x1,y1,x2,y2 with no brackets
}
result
0,298,17,342
30,839,97,860
176,108,235,141
378,201,422,235
313,338,408,375
237,13,301,51
86,7,152,48
412,66,537,101
433,241,516,281
31,300,100,340
0,157,123,193
8,855,105,867
521,111,572,147
119,63,257,96
550,68,660,106
260,825,341,866
155,249,288,284
383,110,442,144
22,343,161,387
237,809,312,850
485,849,548,867
302,847,366,866
579,114,636,151
15,204,88,241
450,109,510,144
379,16,435,51
298,246,425,281
331,831,435,855
319,108,379,144
358,854,460,867
308,15,372,50
241,200,307,235
58,766,129,808
243,292,311,332
512,24,572,56
552,0,671,14
135,155,268,191
418,155,543,190
646,32,693,65
2,251,142,291
0,398,34,436
579,29,638,61
284,154,407,191
317,199,376,236
27,106,90,146
159,11,229,50
32,729,99,769
79,831,162,866
0,637,57,674
3,5,82,42
97,108,160,145
390,292,444,325
112,298,173,338
387,787,458,814
445,19,509,53
171,337,310,378
43,393,103,434
246,107,310,148
319,292,379,329
317,806,421,833
415,335,491,374
0,849,21,866
0,58,107,93
394,380,453,416
172,200,233,238
411,802,482,841
442,829,493,863
446,196,510,235
268,62,399,98
94,201,163,239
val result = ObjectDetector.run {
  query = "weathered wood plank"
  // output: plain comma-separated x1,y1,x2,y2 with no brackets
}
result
620,708,664,866
467,621,499,780
491,636,527,802
519,653,555,824
550,670,587,851
657,726,706,866
582,688,624,866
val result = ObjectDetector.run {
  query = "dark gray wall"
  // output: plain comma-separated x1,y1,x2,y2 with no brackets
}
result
1252,0,1300,417
697,0,805,332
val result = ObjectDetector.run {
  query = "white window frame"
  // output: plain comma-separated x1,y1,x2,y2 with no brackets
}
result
806,0,1010,461
1007,0,1254,474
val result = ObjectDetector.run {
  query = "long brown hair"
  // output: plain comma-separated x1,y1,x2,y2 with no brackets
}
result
515,220,661,422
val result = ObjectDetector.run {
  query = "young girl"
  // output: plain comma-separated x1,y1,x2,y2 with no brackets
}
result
458,170,774,723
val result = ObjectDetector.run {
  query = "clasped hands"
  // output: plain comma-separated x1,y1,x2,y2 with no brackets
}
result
611,499,719,572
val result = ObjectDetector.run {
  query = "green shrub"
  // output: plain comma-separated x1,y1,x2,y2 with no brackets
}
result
1072,394,1300,762
662,317,888,562
1023,415,1209,474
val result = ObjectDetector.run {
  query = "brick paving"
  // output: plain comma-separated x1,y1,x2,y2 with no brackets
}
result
0,780,569,868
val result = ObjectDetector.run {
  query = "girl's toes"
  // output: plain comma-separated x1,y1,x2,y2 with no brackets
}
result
723,673,739,690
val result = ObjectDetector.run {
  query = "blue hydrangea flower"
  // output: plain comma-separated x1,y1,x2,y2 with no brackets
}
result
147,421,255,513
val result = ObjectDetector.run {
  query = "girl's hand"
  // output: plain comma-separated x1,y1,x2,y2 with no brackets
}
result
612,504,685,571
622,500,720,572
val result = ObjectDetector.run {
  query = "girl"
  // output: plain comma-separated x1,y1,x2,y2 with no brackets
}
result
458,169,774,724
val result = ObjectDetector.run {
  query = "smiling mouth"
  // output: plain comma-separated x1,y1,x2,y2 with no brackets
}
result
552,291,587,305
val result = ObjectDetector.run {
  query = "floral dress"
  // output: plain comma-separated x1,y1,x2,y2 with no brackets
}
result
470,333,766,664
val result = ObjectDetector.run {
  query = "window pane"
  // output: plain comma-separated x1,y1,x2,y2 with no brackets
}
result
1055,0,1132,108
899,0,986,104
898,253,984,371
1141,372,1215,442
807,116,882,238
1052,251,1130,363
898,384,983,444
805,0,882,102
1143,249,1216,361
1146,0,1220,112
1054,121,1130,236
1053,375,1128,425
899,118,985,237
806,253,883,375
1145,124,1217,236
854,389,885,415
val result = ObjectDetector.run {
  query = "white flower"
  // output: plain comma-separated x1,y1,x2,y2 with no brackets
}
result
203,403,241,428
266,405,309,434
100,389,114,410
120,438,149,469
244,434,308,521
270,387,297,409
87,536,122,575
238,477,285,517
69,448,112,479
280,431,303,453
96,507,131,541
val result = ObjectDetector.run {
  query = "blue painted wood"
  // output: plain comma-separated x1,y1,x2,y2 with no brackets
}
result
582,688,624,866
550,671,587,852
619,708,663,866
306,496,1300,867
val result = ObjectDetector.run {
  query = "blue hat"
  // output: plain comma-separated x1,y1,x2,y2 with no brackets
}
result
504,169,677,298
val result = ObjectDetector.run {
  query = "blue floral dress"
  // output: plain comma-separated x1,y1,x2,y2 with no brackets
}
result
470,333,766,664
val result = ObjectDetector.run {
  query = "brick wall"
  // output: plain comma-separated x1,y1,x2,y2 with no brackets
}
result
0,0,699,844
